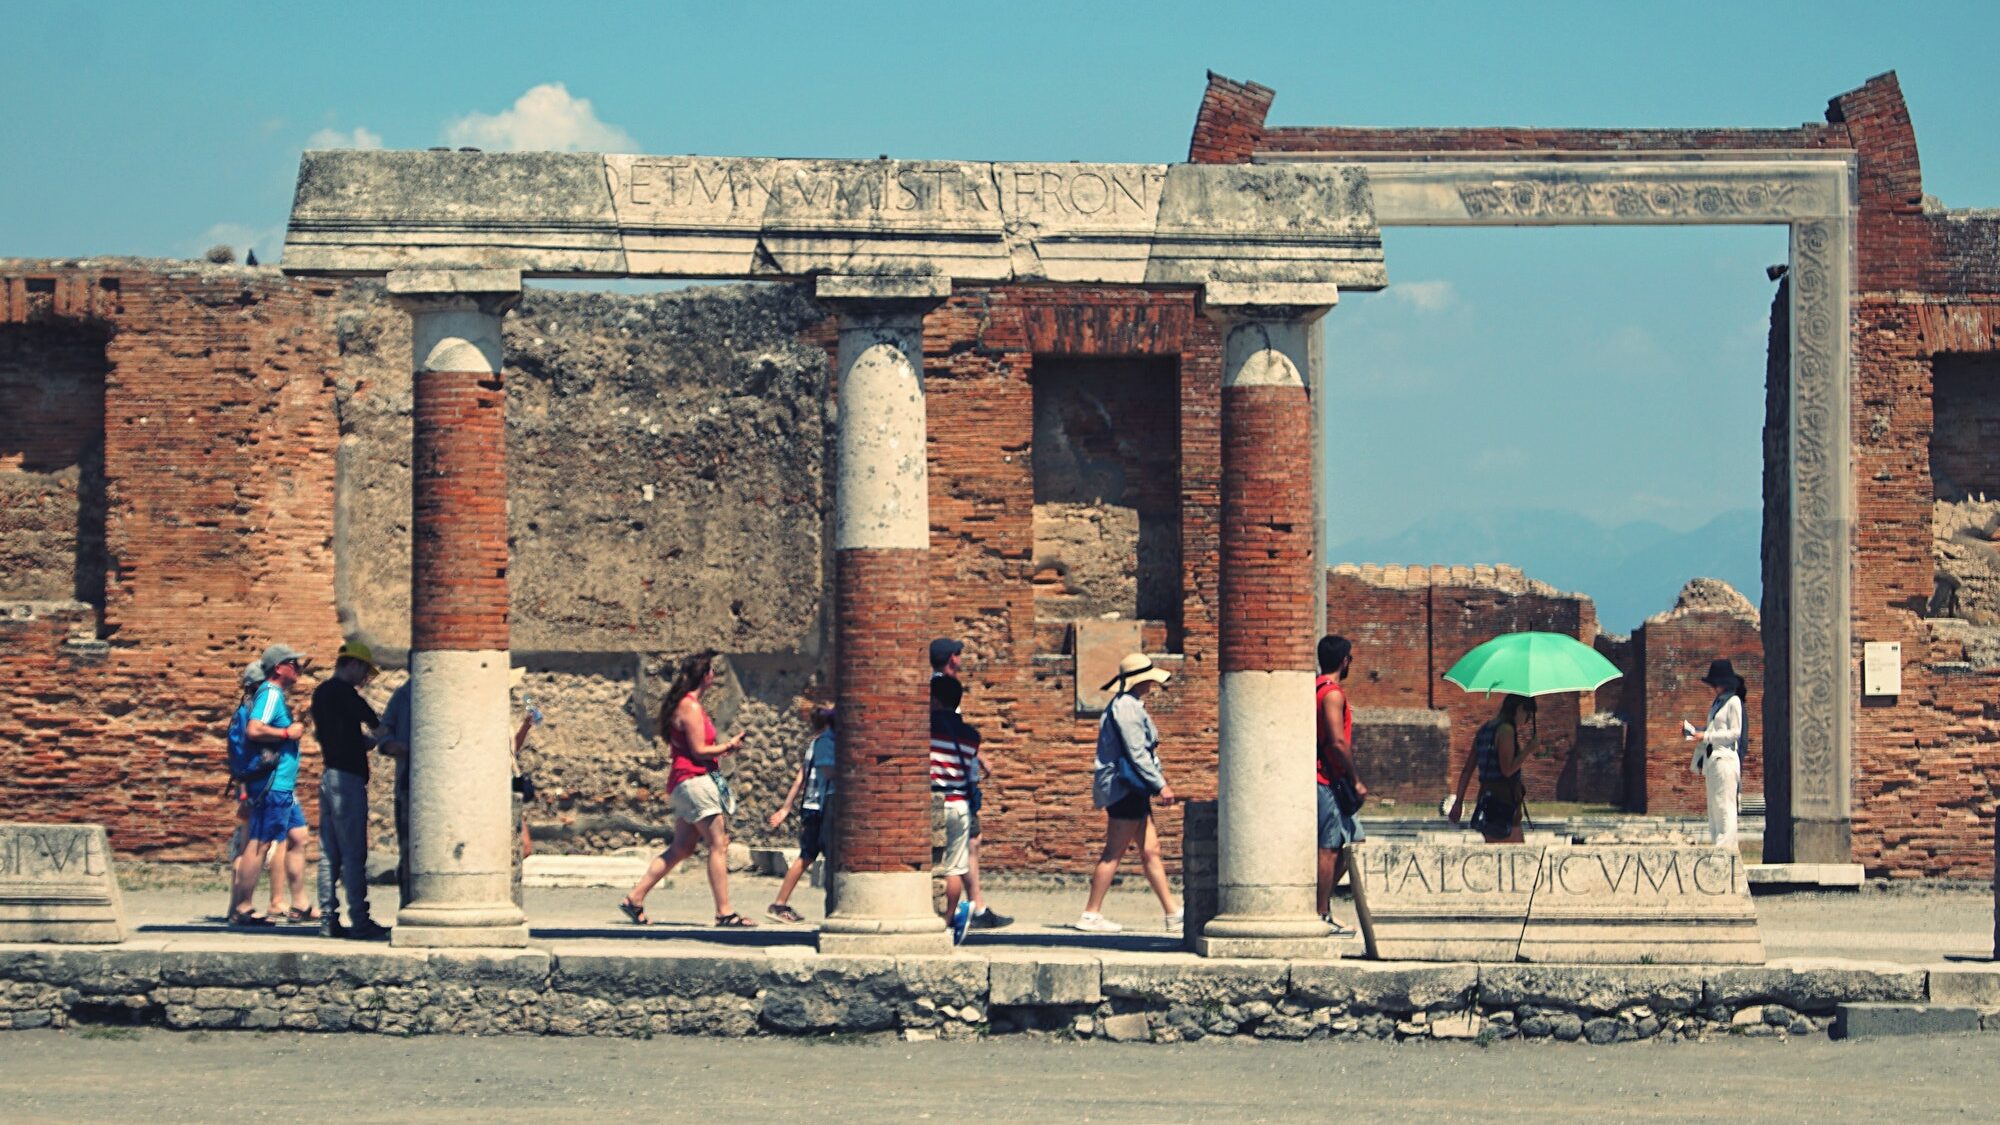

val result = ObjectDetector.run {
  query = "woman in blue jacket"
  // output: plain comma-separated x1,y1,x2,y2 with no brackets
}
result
1072,653,1181,934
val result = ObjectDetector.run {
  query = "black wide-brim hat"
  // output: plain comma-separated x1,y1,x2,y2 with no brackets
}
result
1701,658,1740,687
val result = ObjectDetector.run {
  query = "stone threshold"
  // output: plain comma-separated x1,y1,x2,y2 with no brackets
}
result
3,938,1995,1043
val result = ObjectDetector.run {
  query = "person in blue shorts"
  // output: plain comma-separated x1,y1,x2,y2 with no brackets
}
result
229,643,315,927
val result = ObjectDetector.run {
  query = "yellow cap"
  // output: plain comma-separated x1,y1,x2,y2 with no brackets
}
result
336,640,376,669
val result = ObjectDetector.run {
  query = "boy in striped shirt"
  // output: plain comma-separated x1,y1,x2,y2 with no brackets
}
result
930,675,978,943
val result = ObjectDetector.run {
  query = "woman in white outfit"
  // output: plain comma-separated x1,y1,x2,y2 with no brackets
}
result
1691,659,1746,849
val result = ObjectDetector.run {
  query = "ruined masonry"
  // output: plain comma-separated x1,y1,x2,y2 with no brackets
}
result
0,70,1996,928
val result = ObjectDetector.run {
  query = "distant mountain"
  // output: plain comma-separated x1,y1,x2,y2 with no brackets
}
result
1328,507,1762,634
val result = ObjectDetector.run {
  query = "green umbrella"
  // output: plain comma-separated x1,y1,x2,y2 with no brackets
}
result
1442,631,1622,698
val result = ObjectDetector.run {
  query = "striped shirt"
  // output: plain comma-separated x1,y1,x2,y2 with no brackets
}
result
929,710,980,802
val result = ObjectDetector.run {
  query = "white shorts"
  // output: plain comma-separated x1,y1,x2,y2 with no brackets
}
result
669,773,727,824
937,800,971,877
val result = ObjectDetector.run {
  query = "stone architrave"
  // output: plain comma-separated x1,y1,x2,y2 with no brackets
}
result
1350,841,1542,962
0,822,125,943
282,152,1387,293
1516,846,1765,965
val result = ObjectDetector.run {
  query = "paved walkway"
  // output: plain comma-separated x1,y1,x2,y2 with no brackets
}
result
128,869,1995,963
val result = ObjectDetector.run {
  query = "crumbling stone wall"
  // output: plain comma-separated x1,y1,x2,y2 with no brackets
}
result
331,282,834,852
0,323,108,606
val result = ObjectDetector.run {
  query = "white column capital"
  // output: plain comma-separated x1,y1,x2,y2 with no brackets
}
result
825,293,937,552
390,276,520,377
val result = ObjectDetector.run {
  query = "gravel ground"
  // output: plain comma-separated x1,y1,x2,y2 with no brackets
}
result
3,1028,1997,1123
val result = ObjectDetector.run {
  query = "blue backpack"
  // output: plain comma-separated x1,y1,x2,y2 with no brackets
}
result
226,702,275,788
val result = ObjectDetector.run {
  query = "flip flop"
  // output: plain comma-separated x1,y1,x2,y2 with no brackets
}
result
766,903,805,924
715,912,758,928
618,897,651,925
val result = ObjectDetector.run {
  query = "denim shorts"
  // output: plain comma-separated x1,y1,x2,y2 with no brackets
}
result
247,790,307,843
1317,783,1365,850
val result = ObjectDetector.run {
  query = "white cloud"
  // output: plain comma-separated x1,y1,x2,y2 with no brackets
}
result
307,125,383,150
1385,279,1456,312
443,83,634,153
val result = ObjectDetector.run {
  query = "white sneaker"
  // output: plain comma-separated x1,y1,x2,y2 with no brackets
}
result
1163,912,1184,932
1071,912,1122,933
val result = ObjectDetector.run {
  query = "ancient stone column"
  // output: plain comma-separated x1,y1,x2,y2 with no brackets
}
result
1197,285,1341,959
816,275,951,955
388,269,528,948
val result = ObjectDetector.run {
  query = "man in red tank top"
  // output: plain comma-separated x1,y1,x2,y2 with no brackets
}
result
1315,635,1367,933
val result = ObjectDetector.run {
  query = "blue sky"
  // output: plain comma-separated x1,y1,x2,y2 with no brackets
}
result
7,1,1998,604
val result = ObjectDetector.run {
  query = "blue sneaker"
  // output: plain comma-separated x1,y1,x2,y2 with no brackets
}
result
950,901,973,945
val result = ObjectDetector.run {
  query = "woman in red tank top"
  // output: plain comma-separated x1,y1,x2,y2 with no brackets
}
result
620,652,755,927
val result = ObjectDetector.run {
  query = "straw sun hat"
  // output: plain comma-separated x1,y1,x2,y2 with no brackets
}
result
1100,652,1172,693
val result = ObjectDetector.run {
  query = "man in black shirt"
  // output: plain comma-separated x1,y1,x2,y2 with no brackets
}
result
312,641,386,940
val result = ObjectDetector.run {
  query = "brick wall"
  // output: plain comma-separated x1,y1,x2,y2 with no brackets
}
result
1187,73,1273,165
1848,295,2000,876
923,284,1221,872
1325,564,1597,803
0,261,342,858
1221,67,2000,874
1630,596,1765,815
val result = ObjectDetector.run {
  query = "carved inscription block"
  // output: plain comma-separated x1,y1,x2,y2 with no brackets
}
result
1352,842,1764,964
283,150,1388,293
0,822,126,944
1352,842,1543,962
1516,845,1764,965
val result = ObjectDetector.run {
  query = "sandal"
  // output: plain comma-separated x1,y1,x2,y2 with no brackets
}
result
618,897,651,925
283,906,321,924
766,903,805,924
228,910,275,928
715,912,758,928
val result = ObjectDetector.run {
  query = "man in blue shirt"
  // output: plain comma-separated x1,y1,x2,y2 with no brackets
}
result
228,643,314,927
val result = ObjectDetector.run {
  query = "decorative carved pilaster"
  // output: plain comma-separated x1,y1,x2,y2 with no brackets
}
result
1786,217,1853,850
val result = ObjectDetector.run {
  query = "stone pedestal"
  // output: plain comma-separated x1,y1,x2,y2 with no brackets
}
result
1195,294,1340,961
0,823,124,944
816,276,950,956
389,271,528,949
1353,841,1765,964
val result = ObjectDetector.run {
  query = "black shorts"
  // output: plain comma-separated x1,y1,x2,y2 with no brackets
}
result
1106,790,1152,822
797,810,827,865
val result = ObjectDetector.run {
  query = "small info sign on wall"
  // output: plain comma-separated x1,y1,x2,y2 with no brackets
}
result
1862,641,1902,697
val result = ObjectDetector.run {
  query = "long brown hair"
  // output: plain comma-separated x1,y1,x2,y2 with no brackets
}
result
659,651,718,739
1498,694,1539,747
